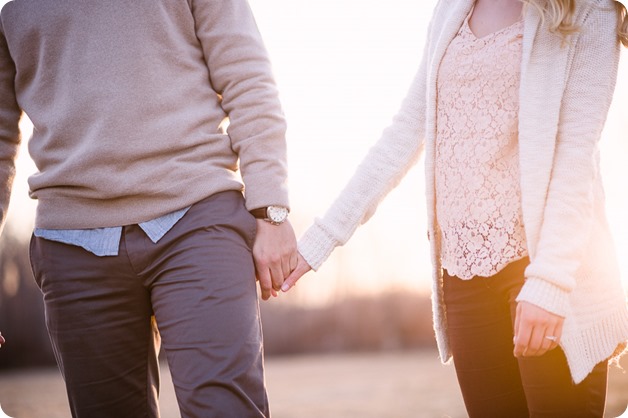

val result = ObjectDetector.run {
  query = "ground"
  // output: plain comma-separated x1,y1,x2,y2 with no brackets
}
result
0,350,626,418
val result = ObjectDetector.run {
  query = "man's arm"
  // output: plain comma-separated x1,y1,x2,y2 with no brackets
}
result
190,0,295,298
0,19,23,236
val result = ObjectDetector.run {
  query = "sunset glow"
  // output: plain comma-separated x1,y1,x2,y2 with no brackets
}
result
3,0,628,305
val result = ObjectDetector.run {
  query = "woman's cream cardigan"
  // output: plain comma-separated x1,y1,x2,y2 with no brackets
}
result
298,0,628,383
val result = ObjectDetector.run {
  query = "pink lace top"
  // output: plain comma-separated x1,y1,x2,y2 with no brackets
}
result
435,16,527,279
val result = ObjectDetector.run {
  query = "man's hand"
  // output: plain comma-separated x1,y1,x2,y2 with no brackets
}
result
513,301,564,358
252,220,297,300
281,252,312,292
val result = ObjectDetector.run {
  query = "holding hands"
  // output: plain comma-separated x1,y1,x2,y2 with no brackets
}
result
252,219,298,300
250,204,312,299
252,213,565,365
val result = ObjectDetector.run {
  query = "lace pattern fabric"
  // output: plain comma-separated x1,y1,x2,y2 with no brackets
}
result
435,16,528,279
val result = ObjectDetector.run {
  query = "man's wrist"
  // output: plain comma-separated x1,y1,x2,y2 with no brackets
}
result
250,206,289,225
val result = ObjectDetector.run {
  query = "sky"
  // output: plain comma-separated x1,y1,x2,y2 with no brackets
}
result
2,0,628,305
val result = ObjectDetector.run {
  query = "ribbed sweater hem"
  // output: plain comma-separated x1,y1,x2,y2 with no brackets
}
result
433,303,628,384
561,305,628,384
298,221,338,271
34,181,245,229
515,276,571,317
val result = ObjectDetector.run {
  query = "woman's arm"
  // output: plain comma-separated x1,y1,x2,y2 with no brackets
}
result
283,0,451,289
514,2,621,355
282,46,431,291
517,3,621,316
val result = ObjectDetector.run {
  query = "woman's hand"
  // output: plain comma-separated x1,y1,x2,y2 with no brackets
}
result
281,252,312,292
0,332,5,348
513,301,564,357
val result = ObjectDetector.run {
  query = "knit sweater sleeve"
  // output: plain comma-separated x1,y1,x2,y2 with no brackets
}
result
517,2,621,316
298,52,429,270
190,0,288,210
0,17,22,235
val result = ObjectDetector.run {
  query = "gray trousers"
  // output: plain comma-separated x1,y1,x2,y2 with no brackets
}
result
30,191,269,418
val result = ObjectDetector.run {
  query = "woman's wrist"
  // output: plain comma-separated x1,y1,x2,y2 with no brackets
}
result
516,276,570,318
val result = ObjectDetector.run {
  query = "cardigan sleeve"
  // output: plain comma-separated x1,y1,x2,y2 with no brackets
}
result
189,0,288,211
517,3,621,316
0,18,22,236
297,45,430,270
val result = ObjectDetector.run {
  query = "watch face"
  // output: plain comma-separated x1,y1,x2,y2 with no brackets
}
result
267,206,288,223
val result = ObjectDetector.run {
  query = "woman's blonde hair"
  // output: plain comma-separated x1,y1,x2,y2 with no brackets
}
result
522,0,628,47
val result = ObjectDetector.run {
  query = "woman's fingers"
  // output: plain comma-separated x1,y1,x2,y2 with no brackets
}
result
513,301,564,358
282,253,312,292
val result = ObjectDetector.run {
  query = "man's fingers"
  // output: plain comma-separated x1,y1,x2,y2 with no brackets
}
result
257,268,273,301
289,252,298,272
270,263,285,292
279,249,293,282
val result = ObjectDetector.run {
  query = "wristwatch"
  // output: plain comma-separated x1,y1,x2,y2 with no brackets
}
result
250,205,289,225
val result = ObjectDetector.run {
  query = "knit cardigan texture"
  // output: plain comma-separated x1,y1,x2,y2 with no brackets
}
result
0,0,288,230
298,0,628,384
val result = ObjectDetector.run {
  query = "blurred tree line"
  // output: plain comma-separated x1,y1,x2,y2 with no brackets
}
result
260,292,436,355
0,229,436,371
0,227,55,369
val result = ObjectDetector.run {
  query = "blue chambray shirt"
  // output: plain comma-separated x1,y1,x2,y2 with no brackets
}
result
34,206,191,256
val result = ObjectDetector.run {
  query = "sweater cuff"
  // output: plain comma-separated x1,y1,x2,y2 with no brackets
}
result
515,277,570,317
297,221,339,271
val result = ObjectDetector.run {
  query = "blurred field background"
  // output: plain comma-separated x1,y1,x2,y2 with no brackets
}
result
0,231,627,417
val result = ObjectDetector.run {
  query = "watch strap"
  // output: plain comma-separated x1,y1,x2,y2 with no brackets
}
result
250,207,268,219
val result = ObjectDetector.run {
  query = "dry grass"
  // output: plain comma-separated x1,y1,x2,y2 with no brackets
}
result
0,350,626,418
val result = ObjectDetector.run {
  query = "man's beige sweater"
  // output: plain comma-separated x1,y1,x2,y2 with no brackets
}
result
0,0,288,230
298,0,628,383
